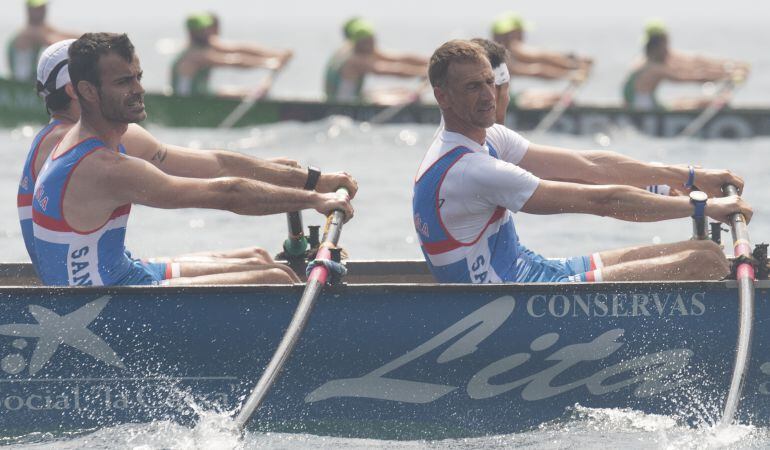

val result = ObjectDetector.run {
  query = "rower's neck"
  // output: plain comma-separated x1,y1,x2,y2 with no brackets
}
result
50,108,78,125
79,109,128,150
442,113,487,145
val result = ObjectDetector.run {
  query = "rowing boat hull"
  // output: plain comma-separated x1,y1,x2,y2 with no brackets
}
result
0,262,768,439
2,77,769,138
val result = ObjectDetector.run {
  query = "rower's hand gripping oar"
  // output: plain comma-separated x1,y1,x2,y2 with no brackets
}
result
233,187,350,433
719,183,755,427
218,66,284,129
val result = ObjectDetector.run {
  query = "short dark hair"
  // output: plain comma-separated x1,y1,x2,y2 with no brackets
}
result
42,87,71,113
470,38,508,68
428,39,487,88
68,32,135,97
645,33,667,58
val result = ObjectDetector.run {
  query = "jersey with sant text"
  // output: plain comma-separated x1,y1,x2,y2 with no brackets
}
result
413,125,539,283
32,137,134,286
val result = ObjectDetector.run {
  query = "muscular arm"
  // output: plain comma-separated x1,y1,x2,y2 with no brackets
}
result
509,43,581,71
350,55,426,78
522,180,751,224
105,153,350,217
519,143,743,197
121,124,358,196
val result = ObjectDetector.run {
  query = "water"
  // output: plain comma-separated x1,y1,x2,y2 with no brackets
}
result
3,0,770,447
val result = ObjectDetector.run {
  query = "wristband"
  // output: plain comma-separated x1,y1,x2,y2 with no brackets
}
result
683,165,695,189
304,166,321,191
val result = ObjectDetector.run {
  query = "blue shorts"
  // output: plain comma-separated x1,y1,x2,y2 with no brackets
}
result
113,251,170,286
514,244,603,283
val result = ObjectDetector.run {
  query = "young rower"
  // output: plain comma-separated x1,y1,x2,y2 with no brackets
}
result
414,39,751,284
324,18,428,105
622,20,750,111
491,11,592,110
6,0,78,82
29,33,356,286
170,12,292,97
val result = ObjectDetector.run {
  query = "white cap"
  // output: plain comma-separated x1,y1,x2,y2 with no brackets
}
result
36,38,75,97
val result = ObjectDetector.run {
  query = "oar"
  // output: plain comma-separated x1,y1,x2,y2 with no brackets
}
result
532,74,586,135
233,187,349,432
366,79,430,125
719,183,755,427
218,67,283,129
678,77,741,138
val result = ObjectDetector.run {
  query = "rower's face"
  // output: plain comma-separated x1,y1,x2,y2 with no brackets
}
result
440,59,497,129
95,52,146,123
355,36,375,53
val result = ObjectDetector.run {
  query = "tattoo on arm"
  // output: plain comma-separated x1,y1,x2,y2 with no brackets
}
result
151,146,168,164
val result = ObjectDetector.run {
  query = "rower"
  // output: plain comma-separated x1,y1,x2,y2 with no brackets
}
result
28,33,356,286
414,39,752,284
6,0,78,82
170,12,292,97
324,18,428,105
490,11,592,109
622,19,750,111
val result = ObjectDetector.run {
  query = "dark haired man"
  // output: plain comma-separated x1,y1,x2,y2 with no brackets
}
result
31,33,356,286
623,20,749,110
7,0,78,81
171,12,292,97
413,39,751,284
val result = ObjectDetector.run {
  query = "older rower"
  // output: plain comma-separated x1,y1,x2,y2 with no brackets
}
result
414,39,751,284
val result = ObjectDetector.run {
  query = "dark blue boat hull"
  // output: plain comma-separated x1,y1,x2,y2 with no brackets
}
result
1,282,768,439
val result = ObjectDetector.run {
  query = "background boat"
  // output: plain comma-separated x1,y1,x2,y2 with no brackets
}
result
3,77,769,138
0,261,768,439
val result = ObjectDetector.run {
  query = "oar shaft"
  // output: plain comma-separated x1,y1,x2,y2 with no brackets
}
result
234,188,349,432
719,183,754,427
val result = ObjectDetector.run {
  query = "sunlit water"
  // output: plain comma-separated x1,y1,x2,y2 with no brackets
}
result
3,0,770,447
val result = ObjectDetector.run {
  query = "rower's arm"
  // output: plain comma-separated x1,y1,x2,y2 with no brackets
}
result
508,61,570,79
509,43,583,71
519,143,743,197
199,49,283,70
121,125,358,197
105,154,353,219
210,37,293,60
374,49,428,66
354,55,426,78
521,180,751,224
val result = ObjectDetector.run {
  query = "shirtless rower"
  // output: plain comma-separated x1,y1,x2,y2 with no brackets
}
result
622,20,749,110
414,40,751,284
6,0,78,82
491,11,592,109
18,39,316,279
324,18,428,105
171,12,292,97
30,33,356,286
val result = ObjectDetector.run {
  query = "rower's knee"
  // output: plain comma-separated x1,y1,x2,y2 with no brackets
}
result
257,267,296,284
244,247,274,263
683,246,730,280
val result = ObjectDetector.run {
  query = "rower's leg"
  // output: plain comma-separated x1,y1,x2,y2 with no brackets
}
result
174,260,300,282
597,240,725,267
166,268,297,285
599,247,730,281
150,247,275,264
